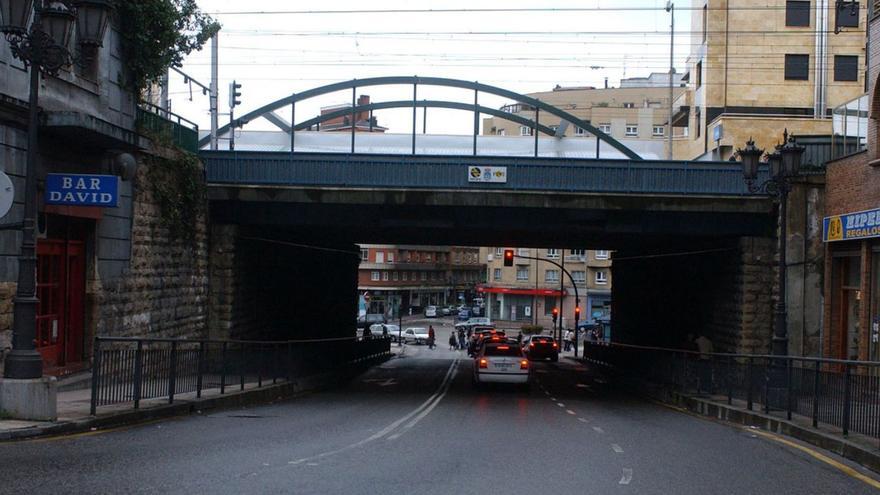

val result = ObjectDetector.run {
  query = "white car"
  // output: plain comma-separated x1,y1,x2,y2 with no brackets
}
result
369,323,399,341
425,306,438,318
473,341,530,389
402,327,430,344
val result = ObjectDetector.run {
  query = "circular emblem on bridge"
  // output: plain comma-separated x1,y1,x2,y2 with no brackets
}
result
470,167,482,179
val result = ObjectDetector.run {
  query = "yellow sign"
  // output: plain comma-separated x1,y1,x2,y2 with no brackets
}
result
826,216,844,242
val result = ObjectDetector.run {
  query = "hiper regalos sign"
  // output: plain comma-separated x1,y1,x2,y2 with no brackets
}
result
823,207,880,242
468,166,507,183
45,174,119,207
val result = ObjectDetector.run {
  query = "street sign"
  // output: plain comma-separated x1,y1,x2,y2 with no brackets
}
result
468,166,507,183
45,173,119,207
0,171,13,219
823,207,880,242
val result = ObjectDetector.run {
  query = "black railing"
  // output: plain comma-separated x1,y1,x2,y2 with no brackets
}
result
90,336,391,415
583,342,880,444
136,102,200,153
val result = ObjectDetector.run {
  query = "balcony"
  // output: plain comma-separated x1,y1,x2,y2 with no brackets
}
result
137,103,199,153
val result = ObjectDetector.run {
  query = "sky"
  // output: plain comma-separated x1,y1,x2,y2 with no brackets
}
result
170,0,693,136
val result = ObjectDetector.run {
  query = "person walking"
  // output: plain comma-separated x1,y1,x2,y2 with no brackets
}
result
458,327,466,350
428,325,436,350
449,331,457,351
564,329,573,352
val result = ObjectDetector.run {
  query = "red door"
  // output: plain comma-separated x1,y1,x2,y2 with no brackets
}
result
36,238,85,369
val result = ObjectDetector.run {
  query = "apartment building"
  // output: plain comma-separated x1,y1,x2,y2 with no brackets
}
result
673,0,866,160
357,245,483,316
481,74,686,144
479,248,612,330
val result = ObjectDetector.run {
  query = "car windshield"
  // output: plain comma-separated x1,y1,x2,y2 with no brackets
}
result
483,345,523,357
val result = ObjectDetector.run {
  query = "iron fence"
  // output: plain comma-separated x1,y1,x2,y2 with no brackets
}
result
137,102,200,153
90,336,391,415
583,342,880,445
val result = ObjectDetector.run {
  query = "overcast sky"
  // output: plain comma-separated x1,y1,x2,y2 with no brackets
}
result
170,0,690,136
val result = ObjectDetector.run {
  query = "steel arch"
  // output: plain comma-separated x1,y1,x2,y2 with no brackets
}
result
203,76,641,160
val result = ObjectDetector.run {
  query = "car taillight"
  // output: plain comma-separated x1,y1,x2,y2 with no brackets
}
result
552,343,558,348
530,343,535,348
520,360,529,369
479,359,488,368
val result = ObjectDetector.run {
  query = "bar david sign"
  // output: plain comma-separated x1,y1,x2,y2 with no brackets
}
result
824,207,880,242
45,174,119,207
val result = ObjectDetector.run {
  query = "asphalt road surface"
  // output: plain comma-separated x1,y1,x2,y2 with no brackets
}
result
1,345,878,494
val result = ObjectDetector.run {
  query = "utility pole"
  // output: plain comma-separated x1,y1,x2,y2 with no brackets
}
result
666,1,674,160
210,31,219,150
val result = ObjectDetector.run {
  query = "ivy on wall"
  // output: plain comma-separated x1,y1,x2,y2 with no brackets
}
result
116,0,220,95
147,152,205,244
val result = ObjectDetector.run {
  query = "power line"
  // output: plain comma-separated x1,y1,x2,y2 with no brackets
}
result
208,6,864,15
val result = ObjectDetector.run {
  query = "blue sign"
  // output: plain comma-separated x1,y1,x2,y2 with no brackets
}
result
45,174,119,207
823,207,880,242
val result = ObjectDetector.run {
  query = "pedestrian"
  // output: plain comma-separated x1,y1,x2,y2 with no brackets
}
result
458,327,466,350
363,325,372,341
428,325,436,350
381,324,389,339
564,329,573,352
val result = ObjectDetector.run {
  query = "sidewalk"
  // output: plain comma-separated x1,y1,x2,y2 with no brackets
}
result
0,355,392,441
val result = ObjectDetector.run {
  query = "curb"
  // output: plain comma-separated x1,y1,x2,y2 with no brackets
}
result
0,355,390,442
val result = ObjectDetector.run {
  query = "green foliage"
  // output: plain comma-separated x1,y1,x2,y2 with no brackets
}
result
148,152,205,243
520,325,544,335
117,0,220,94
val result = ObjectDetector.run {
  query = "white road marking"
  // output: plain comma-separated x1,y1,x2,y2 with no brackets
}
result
611,444,624,453
388,362,459,440
592,426,604,434
577,418,589,423
549,397,556,401
619,468,633,485
576,383,591,389
566,410,576,415
556,403,565,407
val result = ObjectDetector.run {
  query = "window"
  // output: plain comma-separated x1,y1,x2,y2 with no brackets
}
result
575,127,586,136
786,1,811,27
545,270,560,283
387,252,395,263
572,271,586,284
836,2,859,28
834,55,858,82
695,107,702,138
623,102,635,109
495,247,504,256
425,253,432,262
570,249,586,258
404,251,411,262
599,123,611,134
402,272,408,281
547,248,560,259
497,129,506,136
595,250,610,260
494,268,502,281
518,248,529,256
785,54,810,80
371,271,380,281
520,125,533,136
393,271,399,281
596,271,608,284
652,126,665,137
421,272,427,281
516,267,529,281
702,4,708,41
625,125,638,137
376,252,385,263
383,272,389,281
360,249,368,261
696,61,702,88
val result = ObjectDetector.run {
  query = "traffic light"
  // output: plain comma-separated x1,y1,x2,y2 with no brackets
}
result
229,80,242,109
574,305,581,323
551,307,558,325
503,249,514,267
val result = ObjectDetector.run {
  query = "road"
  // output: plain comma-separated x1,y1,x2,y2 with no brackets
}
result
1,344,877,494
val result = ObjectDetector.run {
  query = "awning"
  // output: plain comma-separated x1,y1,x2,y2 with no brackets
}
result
477,286,567,296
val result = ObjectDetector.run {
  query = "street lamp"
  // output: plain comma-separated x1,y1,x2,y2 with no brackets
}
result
736,130,805,359
0,0,112,379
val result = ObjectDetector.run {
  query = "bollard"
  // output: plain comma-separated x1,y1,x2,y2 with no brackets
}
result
196,341,205,399
133,340,144,409
90,338,102,416
168,341,178,404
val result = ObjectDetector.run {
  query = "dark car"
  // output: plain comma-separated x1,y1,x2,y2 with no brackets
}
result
523,335,559,362
358,313,386,329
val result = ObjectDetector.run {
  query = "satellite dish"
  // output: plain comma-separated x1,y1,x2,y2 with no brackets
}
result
0,171,14,220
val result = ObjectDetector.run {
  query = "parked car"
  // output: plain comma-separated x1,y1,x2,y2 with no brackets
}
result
425,306,438,318
402,327,430,345
440,307,452,316
473,341,530,389
370,323,399,341
358,313,386,329
455,317,491,331
523,335,558,362
457,309,471,321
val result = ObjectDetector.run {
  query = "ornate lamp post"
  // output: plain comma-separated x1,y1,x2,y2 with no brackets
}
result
736,131,805,359
1,0,112,379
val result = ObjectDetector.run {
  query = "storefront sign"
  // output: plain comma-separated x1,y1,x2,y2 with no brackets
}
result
0,171,13,219
824,207,880,242
468,166,507,183
45,174,119,207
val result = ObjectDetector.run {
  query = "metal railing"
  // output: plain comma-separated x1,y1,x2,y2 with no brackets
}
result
831,93,868,160
90,336,391,415
583,342,880,445
137,102,200,153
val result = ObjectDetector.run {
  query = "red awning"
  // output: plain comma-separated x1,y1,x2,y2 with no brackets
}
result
477,286,567,297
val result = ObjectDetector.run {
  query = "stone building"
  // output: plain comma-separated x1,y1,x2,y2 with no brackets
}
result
821,3,880,361
673,0,866,160
478,247,612,331
0,11,209,375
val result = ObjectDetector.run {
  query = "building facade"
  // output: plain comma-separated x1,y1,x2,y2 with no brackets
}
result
357,245,483,317
481,78,685,145
673,0,866,160
821,3,880,362
479,247,612,330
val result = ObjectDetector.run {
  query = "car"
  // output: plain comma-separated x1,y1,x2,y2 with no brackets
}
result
358,313,386,329
440,307,452,316
402,327,430,345
473,341,530,389
370,323,400,341
523,335,559,362
457,309,471,321
425,306,438,318
455,317,492,331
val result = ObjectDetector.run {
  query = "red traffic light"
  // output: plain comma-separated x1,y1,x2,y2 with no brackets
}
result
552,307,558,316
503,249,514,267
574,306,581,315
